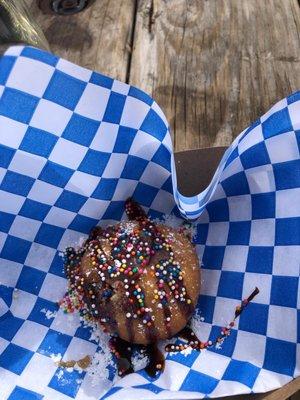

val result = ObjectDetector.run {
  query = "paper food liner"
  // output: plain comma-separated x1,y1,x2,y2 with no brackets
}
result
0,46,299,400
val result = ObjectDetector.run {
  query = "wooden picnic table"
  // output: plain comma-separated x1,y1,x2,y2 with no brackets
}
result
14,1,300,399
27,0,300,152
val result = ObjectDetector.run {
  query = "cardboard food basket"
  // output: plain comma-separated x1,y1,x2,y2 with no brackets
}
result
0,1,299,399
175,148,300,400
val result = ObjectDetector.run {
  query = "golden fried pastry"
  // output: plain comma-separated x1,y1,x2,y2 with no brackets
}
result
63,199,200,375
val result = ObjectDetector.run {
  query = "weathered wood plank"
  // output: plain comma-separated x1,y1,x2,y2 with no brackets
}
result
129,0,300,151
27,0,135,81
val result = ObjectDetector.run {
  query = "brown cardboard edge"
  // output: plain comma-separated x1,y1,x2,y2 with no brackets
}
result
211,377,300,400
174,147,300,400
174,147,227,196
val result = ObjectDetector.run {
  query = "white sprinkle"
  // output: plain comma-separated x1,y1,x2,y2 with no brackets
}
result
180,346,193,356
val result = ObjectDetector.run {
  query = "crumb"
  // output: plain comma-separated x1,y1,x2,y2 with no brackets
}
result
58,355,91,370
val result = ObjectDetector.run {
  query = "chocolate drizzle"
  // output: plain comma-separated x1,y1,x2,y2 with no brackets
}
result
63,199,192,334
165,287,260,353
62,198,194,376
61,199,260,378
144,343,165,377
109,336,134,377
108,287,260,378
109,337,165,378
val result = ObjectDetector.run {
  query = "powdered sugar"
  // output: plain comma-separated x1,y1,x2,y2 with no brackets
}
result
132,352,149,372
45,303,114,387
162,214,183,229
75,236,88,250
56,369,64,380
154,214,198,241
190,311,205,334
50,353,62,363
120,221,136,235
87,351,111,385
41,308,58,320
81,319,114,386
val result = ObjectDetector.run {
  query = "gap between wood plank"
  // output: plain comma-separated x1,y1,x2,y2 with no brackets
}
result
125,0,138,84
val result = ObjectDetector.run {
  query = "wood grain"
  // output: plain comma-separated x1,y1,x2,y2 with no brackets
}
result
25,0,300,151
129,0,300,151
27,0,136,81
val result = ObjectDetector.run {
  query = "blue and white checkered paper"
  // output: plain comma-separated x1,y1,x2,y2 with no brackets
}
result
0,45,299,400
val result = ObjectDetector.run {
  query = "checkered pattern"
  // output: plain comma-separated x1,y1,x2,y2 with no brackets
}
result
0,46,299,400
